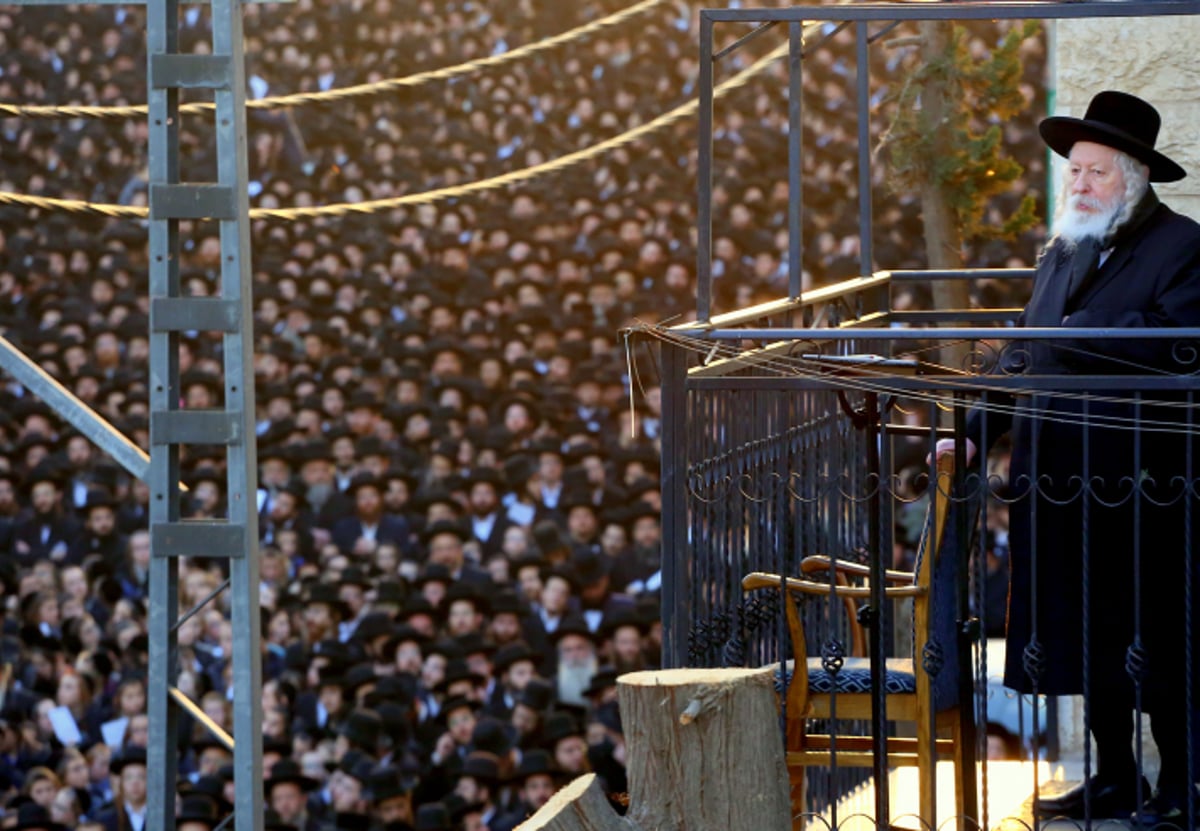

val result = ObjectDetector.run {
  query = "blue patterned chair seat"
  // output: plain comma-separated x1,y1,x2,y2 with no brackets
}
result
774,657,917,696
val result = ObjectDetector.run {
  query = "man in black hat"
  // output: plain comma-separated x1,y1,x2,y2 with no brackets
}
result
465,468,513,560
331,473,413,558
95,746,147,831
486,641,539,718
937,89,1200,823
328,751,375,815
572,550,635,634
549,615,599,708
261,480,315,559
491,749,560,831
450,751,504,829
369,765,414,830
421,521,491,587
68,489,128,566
264,759,322,831
13,463,80,565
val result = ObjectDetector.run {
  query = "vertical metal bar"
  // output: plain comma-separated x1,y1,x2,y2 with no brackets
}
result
788,21,805,303
1185,389,1195,831
976,390,991,825
1081,394,1093,827
1027,396,1042,807
864,391,890,823
146,0,180,825
696,12,715,323
855,23,874,276
953,395,979,826
660,343,689,668
211,0,263,824
1132,394,1146,812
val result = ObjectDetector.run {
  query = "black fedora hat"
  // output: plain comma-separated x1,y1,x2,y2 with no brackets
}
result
548,614,594,645
492,641,536,673
346,472,384,496
178,773,233,814
434,658,487,694
108,745,147,774
458,750,501,784
264,759,319,794
8,803,69,831
541,711,584,747
339,707,383,749
512,748,558,783
439,694,482,723
304,583,349,617
420,519,470,546
176,793,222,829
1039,89,1186,182
516,678,556,712
339,566,374,590
369,765,411,803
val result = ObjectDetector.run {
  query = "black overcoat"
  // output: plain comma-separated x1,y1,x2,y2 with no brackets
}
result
969,193,1200,700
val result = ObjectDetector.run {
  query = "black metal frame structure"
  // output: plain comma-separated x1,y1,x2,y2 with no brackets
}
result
663,2,1200,827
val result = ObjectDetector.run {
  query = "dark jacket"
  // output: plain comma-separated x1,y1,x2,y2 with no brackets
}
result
330,513,413,557
12,510,81,565
969,192,1200,697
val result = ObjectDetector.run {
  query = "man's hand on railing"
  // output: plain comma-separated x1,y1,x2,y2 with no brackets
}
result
929,437,977,466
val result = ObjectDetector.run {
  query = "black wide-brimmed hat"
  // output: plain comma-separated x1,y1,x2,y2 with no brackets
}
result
109,745,147,774
512,748,559,783
175,793,222,830
1039,90,1186,182
8,803,69,831
264,759,319,794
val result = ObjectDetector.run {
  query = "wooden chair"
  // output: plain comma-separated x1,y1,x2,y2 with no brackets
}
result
743,454,969,829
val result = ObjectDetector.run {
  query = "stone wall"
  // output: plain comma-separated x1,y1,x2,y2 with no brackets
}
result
1055,16,1200,220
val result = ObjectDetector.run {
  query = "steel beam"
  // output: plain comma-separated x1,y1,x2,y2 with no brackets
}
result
0,336,150,480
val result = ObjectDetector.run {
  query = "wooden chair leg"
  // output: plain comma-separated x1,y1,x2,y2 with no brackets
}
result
789,765,806,831
917,708,936,831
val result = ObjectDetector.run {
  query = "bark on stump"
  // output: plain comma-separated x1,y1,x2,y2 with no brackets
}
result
518,666,791,831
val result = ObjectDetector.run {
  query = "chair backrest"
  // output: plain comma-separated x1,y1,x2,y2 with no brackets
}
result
912,453,961,712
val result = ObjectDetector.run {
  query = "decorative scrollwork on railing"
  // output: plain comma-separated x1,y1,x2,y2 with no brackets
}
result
686,592,782,667
961,341,1002,375
689,466,1200,512
995,340,1034,375
1022,639,1046,682
821,638,846,675
1125,641,1150,684
1170,339,1200,370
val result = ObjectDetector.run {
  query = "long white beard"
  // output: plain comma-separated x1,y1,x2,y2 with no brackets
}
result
556,655,599,708
1052,192,1127,250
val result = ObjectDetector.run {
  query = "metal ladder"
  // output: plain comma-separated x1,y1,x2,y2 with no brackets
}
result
145,0,261,825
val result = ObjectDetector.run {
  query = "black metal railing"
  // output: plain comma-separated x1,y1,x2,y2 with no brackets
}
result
657,267,1200,828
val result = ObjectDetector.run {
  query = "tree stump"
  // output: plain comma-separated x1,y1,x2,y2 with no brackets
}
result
518,666,791,831
514,774,631,831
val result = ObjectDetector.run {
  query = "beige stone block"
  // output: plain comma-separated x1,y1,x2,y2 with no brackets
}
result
1057,18,1200,105
1053,17,1200,221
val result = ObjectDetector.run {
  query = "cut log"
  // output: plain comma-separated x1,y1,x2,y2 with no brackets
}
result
621,667,791,831
515,773,630,831
517,667,790,831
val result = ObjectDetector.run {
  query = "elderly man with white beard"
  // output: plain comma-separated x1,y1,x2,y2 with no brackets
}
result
937,90,1200,824
550,615,600,708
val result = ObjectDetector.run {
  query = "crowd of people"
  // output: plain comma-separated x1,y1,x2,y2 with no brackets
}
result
0,0,1048,828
